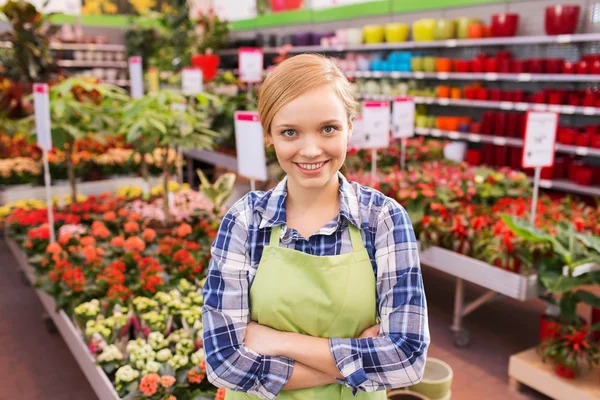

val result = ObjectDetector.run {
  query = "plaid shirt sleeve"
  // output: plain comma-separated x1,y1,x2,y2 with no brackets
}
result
202,198,294,400
329,199,430,392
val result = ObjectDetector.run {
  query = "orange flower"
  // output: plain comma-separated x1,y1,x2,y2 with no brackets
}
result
187,368,205,384
139,373,159,396
46,242,62,254
91,221,110,239
124,221,140,235
81,246,98,264
129,212,142,222
103,211,117,222
118,208,128,218
124,236,146,252
167,396,176,400
111,236,125,247
160,375,176,388
58,233,72,246
80,236,96,247
176,223,192,238
25,241,33,249
215,388,226,400
142,228,157,242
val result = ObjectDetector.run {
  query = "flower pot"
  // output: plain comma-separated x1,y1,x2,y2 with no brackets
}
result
385,24,410,43
434,19,456,40
468,23,485,39
491,13,519,37
591,134,600,149
456,17,479,39
466,149,482,165
575,132,591,147
575,165,594,186
270,0,303,12
408,358,453,400
191,54,220,82
387,390,430,400
545,5,581,35
558,128,577,145
363,25,385,44
413,19,436,42
541,166,554,180
436,58,452,73
555,363,576,379
554,157,567,179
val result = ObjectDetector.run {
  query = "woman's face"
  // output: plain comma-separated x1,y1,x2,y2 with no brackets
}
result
268,85,352,191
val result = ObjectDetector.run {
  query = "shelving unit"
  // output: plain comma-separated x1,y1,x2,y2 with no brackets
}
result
57,60,128,68
357,93,600,117
346,70,600,83
535,178,600,198
0,41,126,52
219,33,600,55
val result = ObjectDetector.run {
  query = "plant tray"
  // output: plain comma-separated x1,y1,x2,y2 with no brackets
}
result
5,235,120,400
509,347,600,400
419,245,542,301
0,176,160,205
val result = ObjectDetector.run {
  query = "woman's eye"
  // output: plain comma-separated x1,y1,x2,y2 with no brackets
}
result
282,129,296,138
323,125,338,134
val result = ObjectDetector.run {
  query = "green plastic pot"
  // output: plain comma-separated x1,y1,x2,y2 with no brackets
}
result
435,19,456,40
409,358,453,400
411,57,424,72
456,17,479,39
388,390,430,400
423,57,437,72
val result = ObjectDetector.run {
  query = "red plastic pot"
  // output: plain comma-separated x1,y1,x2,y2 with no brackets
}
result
562,61,577,74
191,54,220,82
464,87,477,100
545,5,581,35
455,60,470,73
510,148,523,170
512,89,525,103
471,58,485,73
558,128,577,145
541,166,554,180
495,146,508,166
555,363,576,379
566,92,580,106
491,13,519,37
477,88,489,101
577,60,589,74
511,60,528,73
270,0,303,12
466,149,482,165
528,59,545,74
548,91,564,105
485,58,498,73
591,133,600,149
498,58,511,73
545,58,564,74
575,132,592,147
576,165,594,186
591,60,600,75
489,88,502,101
553,157,567,179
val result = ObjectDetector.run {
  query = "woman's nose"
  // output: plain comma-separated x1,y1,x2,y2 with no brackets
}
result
298,137,323,158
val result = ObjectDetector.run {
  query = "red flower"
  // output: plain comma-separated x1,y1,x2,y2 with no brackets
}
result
176,223,193,238
46,242,62,254
111,236,125,247
124,221,140,235
139,373,159,396
187,368,205,384
142,228,157,242
124,236,146,252
80,236,96,247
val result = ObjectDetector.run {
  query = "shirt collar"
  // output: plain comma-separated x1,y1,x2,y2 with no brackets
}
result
256,172,361,230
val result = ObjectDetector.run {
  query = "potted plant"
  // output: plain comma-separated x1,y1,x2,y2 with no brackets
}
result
540,323,600,378
121,89,217,224
191,8,229,82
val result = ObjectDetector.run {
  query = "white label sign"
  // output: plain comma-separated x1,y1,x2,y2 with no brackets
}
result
33,83,52,151
234,111,267,181
522,111,558,169
239,48,264,83
392,97,415,139
181,67,203,95
348,115,365,150
129,56,144,99
362,101,390,149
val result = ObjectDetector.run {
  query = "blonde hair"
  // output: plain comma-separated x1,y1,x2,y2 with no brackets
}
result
258,54,358,134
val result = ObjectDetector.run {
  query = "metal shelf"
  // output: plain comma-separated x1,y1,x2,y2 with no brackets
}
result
184,149,238,172
347,70,600,82
104,79,130,86
536,178,600,197
57,60,127,68
357,93,600,116
415,127,600,158
6,236,120,400
219,33,600,55
1,41,126,52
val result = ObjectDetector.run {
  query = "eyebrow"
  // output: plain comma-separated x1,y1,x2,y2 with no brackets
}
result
273,119,343,130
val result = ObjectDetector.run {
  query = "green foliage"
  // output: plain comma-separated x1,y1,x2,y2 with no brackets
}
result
194,9,230,54
196,168,235,215
541,324,600,376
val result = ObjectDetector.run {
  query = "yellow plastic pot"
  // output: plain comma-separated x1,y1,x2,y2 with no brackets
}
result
435,19,456,40
408,358,453,400
413,19,436,42
363,25,385,44
456,17,479,39
385,23,410,43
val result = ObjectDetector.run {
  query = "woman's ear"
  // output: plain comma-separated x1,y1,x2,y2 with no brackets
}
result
347,120,354,138
264,132,273,147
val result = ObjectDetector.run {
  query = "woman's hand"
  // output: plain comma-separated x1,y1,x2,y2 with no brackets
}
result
358,323,381,339
244,322,286,357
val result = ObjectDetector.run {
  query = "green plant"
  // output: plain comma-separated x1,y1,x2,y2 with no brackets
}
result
156,0,194,68
541,324,600,376
0,0,59,83
196,168,235,216
26,77,127,202
194,8,229,54
121,90,217,222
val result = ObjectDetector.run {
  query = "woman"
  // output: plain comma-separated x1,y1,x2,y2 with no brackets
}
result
202,54,429,400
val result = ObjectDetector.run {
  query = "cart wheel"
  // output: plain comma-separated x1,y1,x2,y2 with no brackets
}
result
453,329,470,348
43,314,57,334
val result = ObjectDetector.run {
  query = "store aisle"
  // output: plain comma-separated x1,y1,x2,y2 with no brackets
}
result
0,238,549,400
0,238,97,400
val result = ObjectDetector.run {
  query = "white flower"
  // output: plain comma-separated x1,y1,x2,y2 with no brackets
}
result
191,349,205,365
74,299,100,317
115,365,140,383
176,339,194,356
148,332,168,350
156,348,173,362
146,360,161,373
135,360,146,370
97,345,123,363
168,354,189,370
126,339,145,354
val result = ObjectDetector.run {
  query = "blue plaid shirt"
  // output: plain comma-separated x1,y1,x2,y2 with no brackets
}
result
202,173,429,399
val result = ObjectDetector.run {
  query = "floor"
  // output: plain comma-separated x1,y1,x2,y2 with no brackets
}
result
0,236,551,400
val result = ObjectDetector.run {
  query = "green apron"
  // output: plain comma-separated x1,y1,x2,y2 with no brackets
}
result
226,222,387,400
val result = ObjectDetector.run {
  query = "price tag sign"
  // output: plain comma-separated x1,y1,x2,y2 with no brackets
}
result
33,83,52,151
392,97,415,139
234,111,267,181
348,115,366,150
181,67,203,95
129,56,144,99
147,67,159,93
239,48,264,83
522,111,558,169
362,101,390,148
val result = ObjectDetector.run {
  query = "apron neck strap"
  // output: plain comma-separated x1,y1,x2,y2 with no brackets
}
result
269,225,281,247
348,223,363,251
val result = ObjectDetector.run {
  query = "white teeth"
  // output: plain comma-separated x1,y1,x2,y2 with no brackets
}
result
299,162,324,170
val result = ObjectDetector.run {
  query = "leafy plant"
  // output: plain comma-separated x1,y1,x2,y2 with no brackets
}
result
541,324,600,376
193,8,229,55
196,168,235,216
121,90,217,223
0,0,59,83
26,77,127,202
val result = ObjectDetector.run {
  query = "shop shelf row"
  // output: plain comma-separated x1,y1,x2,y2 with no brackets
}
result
219,33,600,56
0,41,126,52
57,60,128,68
356,93,600,117
346,70,600,83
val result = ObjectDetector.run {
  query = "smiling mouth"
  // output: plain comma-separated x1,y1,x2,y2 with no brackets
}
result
295,160,330,172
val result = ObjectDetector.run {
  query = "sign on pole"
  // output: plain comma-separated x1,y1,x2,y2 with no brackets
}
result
181,67,203,96
129,56,144,99
362,101,391,183
33,83,56,243
522,111,559,225
392,97,415,170
234,111,267,190
238,48,264,83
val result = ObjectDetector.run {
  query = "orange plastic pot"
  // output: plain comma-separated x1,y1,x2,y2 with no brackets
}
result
436,58,452,72
468,23,484,39
451,88,462,99
437,86,451,98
